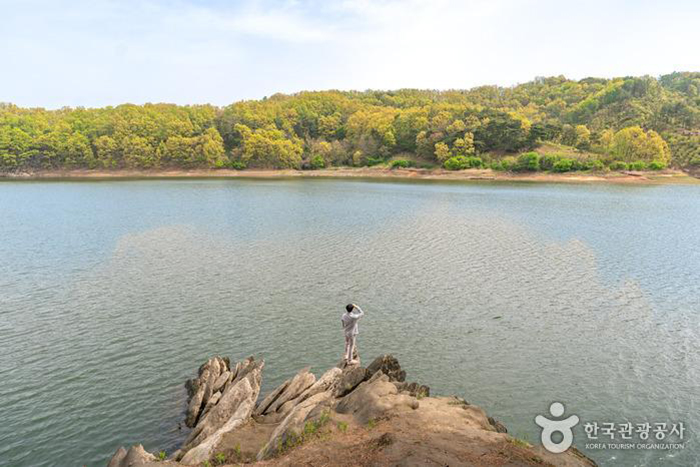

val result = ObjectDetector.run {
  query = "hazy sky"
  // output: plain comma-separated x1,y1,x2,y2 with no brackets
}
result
2,0,699,108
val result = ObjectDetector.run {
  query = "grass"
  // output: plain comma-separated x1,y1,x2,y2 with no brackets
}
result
508,437,531,448
157,451,166,461
214,452,226,465
276,410,332,456
337,421,348,433
366,418,377,430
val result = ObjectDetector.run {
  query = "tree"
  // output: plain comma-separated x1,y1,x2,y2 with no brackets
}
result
434,142,450,163
451,132,475,157
608,126,670,163
235,124,303,168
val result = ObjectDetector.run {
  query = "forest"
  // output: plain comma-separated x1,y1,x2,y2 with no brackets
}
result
2,72,700,173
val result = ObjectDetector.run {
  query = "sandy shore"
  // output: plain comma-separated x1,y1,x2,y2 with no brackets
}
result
2,167,698,185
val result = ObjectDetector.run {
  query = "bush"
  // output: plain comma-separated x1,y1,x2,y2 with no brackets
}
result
552,158,574,172
609,160,628,171
310,154,326,170
648,160,666,170
443,156,469,170
515,151,541,171
490,161,503,171
229,160,247,170
589,159,605,171
629,160,647,171
500,156,518,171
365,156,385,167
390,159,413,169
539,154,560,171
465,156,484,168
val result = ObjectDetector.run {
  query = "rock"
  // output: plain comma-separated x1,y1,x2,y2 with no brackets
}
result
183,355,232,427
366,354,406,382
269,367,343,420
394,381,430,398
182,357,264,452
488,416,508,433
184,384,206,428
107,446,126,467
264,367,316,414
257,391,333,460
254,377,291,416
201,369,217,406
180,376,259,465
212,370,231,393
335,372,417,424
201,391,222,417
295,367,342,404
107,444,155,467
184,377,199,400
333,365,369,397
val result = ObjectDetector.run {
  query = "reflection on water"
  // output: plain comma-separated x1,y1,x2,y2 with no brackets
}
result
0,179,698,466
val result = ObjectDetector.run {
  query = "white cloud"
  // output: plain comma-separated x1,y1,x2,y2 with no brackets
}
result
1,0,699,107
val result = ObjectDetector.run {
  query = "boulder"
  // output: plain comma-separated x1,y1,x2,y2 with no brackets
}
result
366,354,406,382
107,444,155,467
257,391,333,460
212,370,231,393
394,381,430,398
274,367,343,419
254,377,291,416
295,367,342,404
182,358,264,451
184,384,206,428
263,367,316,415
488,416,508,433
333,365,369,397
184,355,231,427
184,377,199,399
201,391,222,417
335,372,418,424
107,447,127,467
180,377,259,465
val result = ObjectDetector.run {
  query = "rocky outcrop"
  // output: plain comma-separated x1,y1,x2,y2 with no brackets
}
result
254,367,316,417
184,356,234,428
256,390,334,460
108,353,597,467
366,354,406,382
333,365,369,397
177,356,263,463
179,375,259,465
335,370,419,424
106,444,155,467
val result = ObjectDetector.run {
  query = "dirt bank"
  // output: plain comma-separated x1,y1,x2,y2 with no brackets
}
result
2,167,698,185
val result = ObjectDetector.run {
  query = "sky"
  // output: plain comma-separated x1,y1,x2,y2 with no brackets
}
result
2,0,700,108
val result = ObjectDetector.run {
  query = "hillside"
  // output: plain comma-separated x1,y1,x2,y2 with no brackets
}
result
2,73,700,173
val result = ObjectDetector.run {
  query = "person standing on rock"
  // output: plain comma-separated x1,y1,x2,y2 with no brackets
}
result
342,303,364,365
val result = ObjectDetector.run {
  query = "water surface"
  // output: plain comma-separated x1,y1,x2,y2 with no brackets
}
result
0,178,698,466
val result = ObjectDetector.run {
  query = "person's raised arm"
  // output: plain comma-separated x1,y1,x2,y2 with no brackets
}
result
351,304,364,319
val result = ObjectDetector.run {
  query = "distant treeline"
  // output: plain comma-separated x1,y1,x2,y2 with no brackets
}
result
2,72,700,172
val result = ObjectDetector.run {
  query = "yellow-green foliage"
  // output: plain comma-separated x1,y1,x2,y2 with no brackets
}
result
2,73,699,171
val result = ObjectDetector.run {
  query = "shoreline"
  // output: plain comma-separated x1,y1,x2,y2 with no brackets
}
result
1,167,698,185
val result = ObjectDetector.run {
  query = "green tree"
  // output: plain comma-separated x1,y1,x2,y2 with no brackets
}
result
434,142,450,163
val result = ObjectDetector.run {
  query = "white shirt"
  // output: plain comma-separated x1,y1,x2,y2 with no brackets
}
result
341,306,364,337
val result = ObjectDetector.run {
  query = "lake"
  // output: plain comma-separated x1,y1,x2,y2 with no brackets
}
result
0,178,698,466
